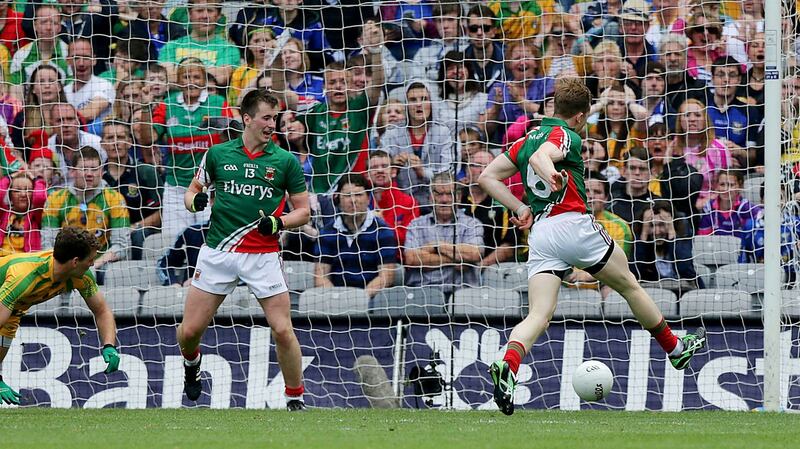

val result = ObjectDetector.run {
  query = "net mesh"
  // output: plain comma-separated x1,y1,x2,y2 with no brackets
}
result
1,0,797,411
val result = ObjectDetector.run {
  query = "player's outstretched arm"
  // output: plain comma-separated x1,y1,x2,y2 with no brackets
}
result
83,292,120,373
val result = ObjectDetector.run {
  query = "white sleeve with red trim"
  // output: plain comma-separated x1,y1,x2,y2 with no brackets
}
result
546,127,571,158
194,153,212,188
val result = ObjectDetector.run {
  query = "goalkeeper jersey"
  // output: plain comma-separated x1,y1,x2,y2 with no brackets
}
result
504,117,589,221
195,137,306,253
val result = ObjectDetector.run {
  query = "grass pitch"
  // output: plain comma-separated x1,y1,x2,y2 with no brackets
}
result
0,408,796,449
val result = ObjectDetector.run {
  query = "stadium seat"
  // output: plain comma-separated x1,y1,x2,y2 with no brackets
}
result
713,263,770,296
781,290,800,318
742,175,764,205
140,286,187,318
283,260,316,293
553,288,603,319
142,232,173,262
104,261,161,291
29,294,71,319
370,286,447,318
218,286,261,318
451,287,522,318
679,289,756,318
694,263,715,288
298,287,370,317
101,287,143,318
692,235,741,267
482,263,528,291
604,288,678,319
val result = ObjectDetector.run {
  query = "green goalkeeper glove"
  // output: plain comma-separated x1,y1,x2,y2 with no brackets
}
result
0,376,20,405
258,210,284,235
102,344,120,373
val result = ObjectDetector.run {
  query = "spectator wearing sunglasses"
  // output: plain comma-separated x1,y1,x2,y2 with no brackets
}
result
464,5,505,93
41,147,130,283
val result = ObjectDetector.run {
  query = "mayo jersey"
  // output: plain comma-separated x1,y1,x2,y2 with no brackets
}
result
195,137,306,253
504,117,589,220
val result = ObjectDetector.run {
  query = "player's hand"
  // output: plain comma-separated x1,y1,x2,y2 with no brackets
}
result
102,345,120,374
191,187,209,212
549,170,568,192
258,210,284,235
511,204,533,230
0,376,21,405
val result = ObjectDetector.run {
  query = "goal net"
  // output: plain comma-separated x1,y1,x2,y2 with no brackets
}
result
2,0,797,411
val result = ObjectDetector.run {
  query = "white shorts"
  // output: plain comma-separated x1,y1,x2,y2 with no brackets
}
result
526,212,614,278
192,245,288,299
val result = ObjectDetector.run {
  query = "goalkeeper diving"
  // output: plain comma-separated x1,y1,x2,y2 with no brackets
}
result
0,227,120,405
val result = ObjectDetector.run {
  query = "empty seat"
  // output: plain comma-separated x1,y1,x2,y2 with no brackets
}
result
680,289,755,317
142,232,173,262
482,263,528,291
452,287,522,318
29,295,70,319
714,263,768,295
742,175,764,205
101,287,143,318
218,287,261,318
104,261,160,291
781,290,800,318
692,235,741,267
140,286,187,318
283,260,316,293
298,287,370,317
553,288,602,319
604,288,678,319
370,286,447,318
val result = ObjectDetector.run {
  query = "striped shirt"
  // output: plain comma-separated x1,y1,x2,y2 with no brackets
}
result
0,250,98,312
41,187,130,252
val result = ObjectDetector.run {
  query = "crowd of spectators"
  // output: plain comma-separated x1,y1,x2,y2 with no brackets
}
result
0,0,791,299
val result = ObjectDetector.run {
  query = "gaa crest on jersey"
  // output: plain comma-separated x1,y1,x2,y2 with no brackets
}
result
265,166,276,181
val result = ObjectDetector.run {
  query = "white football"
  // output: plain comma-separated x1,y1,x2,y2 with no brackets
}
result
572,360,613,402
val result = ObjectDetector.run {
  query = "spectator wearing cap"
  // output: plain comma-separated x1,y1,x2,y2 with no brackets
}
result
0,172,47,255
704,56,760,167
464,5,505,93
486,40,554,144
617,0,659,81
636,62,670,132
28,147,56,190
47,103,106,187
101,120,162,261
409,2,469,84
459,150,521,267
365,150,419,247
314,174,398,297
438,51,488,136
661,33,707,124
158,0,240,87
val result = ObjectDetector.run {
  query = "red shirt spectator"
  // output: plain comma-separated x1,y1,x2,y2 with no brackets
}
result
365,150,420,246
0,3,27,55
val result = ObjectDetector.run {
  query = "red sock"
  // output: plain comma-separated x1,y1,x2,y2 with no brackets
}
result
648,319,679,354
285,385,304,398
503,341,526,374
181,347,200,362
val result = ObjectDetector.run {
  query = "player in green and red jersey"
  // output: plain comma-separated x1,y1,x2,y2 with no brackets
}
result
177,90,310,411
478,78,706,416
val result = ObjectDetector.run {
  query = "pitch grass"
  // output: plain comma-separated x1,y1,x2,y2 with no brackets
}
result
0,408,796,449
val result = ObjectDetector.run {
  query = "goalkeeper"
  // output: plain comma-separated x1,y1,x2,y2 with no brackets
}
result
177,89,310,411
0,227,120,405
